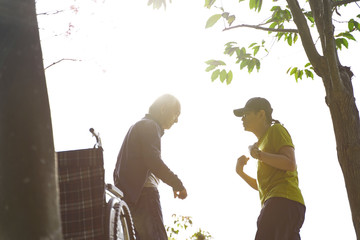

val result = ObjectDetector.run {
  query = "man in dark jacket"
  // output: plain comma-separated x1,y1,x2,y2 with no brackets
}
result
113,94,187,240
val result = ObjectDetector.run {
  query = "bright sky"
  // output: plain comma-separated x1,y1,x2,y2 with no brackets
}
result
37,1,359,239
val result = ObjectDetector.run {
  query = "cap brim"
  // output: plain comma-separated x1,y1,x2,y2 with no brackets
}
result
233,108,246,117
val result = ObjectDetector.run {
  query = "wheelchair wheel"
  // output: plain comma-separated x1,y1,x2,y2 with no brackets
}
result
106,198,136,240
119,201,136,240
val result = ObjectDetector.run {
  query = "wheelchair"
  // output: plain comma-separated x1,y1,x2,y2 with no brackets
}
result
56,130,136,240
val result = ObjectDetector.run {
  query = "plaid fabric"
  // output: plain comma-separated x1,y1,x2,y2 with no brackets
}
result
57,148,106,240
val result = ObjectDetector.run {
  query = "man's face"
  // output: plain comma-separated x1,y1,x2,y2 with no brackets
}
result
241,111,258,132
161,104,181,130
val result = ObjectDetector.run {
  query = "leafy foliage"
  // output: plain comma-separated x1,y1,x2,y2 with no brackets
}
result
147,0,172,9
204,59,233,84
166,214,212,240
287,62,314,82
204,1,360,84
348,16,360,32
205,7,236,29
249,0,262,12
204,41,265,84
204,0,216,9
205,14,222,28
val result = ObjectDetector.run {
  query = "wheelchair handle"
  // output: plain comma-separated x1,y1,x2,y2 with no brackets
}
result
106,184,124,199
89,128,102,149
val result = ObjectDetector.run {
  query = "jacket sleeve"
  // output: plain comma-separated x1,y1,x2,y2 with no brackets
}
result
139,121,185,191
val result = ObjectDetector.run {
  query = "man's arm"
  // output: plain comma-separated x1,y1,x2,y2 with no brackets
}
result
141,121,185,192
236,155,258,190
249,144,296,171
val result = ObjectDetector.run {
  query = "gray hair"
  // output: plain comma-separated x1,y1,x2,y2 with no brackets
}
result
148,94,180,117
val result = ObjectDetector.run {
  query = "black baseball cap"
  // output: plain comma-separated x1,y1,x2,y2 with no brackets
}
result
233,97,273,117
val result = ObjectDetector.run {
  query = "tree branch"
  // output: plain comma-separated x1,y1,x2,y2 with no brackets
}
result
286,0,323,71
332,0,360,8
37,10,65,16
223,24,299,33
323,0,343,92
44,58,80,70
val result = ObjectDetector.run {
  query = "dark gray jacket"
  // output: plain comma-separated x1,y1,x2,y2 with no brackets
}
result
113,114,184,205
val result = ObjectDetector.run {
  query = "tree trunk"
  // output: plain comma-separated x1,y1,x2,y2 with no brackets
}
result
325,67,360,238
0,1,63,239
287,0,360,237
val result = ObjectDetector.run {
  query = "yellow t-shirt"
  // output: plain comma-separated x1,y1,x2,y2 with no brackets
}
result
257,123,305,206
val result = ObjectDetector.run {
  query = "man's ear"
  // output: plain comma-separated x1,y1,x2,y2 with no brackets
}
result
258,109,266,119
160,105,167,115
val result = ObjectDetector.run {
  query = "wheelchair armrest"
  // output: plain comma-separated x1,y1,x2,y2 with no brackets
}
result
106,184,124,199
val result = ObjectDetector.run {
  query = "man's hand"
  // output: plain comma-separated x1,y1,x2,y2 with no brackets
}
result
236,155,249,175
248,143,260,159
174,188,187,199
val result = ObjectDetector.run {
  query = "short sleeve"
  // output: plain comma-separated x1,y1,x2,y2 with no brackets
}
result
269,124,294,153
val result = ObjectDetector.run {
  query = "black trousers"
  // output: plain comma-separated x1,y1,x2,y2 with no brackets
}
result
255,197,306,240
128,187,168,240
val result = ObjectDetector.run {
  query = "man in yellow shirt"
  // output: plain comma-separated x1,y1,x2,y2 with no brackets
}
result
234,97,305,240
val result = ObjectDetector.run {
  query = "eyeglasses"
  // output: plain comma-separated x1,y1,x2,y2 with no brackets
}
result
242,112,252,118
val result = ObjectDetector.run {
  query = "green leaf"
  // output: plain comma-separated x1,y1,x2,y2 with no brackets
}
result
205,14,222,28
205,59,226,66
294,70,299,81
205,65,216,72
253,46,260,56
240,59,248,70
335,38,349,49
348,19,355,31
277,32,284,40
339,32,356,41
287,35,292,46
293,33,298,43
247,59,255,73
249,0,255,10
355,21,360,31
225,47,236,56
205,59,215,65
298,70,303,80
222,12,229,19
235,48,241,57
290,67,298,75
220,69,227,82
335,38,342,50
284,9,292,21
255,59,260,71
255,0,262,12
304,11,314,23
348,19,360,31
249,0,262,12
248,42,257,48
226,70,233,84
227,15,236,26
211,69,220,81
286,67,292,74
269,22,277,29
204,0,216,9
305,69,314,80
225,41,237,47
270,6,279,11
237,47,246,59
